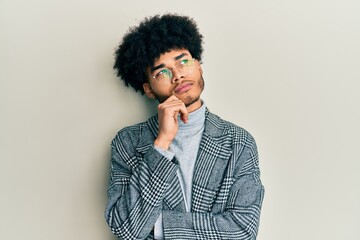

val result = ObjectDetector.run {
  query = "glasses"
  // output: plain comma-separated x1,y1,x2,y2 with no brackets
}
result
152,58,197,83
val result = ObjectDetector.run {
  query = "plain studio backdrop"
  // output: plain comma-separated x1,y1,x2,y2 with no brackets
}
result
1,0,359,239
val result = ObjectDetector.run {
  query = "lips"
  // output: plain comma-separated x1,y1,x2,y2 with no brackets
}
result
174,83,192,94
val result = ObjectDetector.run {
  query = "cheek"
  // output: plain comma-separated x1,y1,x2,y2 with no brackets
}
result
150,85,173,101
198,76,205,90
152,85,172,96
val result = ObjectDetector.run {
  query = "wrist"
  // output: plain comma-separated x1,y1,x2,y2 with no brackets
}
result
154,137,172,151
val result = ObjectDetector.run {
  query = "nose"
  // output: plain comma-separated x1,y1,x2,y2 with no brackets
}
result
171,68,185,83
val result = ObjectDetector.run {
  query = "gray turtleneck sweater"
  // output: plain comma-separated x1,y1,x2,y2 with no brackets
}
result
153,102,206,239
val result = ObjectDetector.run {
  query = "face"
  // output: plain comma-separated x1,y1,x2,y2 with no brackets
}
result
143,49,204,112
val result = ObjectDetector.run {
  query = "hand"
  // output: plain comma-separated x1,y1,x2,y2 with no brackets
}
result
154,95,188,150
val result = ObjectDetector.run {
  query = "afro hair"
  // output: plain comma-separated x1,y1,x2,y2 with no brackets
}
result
113,14,204,94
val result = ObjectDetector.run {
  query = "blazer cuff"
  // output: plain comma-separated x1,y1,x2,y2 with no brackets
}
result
143,146,178,176
153,144,175,161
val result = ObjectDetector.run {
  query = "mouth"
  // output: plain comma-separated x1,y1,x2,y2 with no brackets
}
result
174,83,192,94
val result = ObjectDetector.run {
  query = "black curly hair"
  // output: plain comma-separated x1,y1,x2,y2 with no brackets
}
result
113,14,204,94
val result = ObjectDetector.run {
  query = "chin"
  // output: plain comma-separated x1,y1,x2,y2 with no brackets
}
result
183,96,200,107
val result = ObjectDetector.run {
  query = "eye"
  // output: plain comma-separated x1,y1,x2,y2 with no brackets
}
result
157,69,167,75
179,59,189,65
155,68,172,79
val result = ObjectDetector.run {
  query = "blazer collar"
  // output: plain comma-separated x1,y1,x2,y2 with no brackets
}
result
136,107,233,159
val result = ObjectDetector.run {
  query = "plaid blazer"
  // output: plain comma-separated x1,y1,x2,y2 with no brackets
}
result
105,108,264,240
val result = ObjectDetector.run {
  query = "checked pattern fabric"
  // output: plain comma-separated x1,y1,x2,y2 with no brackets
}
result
105,108,264,239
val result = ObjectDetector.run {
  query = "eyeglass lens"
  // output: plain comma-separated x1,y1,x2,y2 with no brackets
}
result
154,59,196,82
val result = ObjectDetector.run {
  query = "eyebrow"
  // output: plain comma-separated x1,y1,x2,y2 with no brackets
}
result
174,52,188,60
151,52,189,72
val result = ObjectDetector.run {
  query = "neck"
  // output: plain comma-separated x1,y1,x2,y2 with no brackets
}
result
186,98,202,113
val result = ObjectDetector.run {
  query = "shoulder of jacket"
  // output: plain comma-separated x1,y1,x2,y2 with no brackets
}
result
211,112,256,147
111,120,150,146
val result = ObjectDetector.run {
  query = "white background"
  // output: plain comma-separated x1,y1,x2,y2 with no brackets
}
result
1,0,359,239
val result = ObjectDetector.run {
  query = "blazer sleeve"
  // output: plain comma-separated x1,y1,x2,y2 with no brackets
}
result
105,128,178,239
162,134,264,240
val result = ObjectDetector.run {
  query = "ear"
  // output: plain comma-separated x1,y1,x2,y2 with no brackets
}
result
143,83,156,99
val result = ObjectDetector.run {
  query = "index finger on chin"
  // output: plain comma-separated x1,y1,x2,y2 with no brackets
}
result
164,95,179,102
179,105,189,123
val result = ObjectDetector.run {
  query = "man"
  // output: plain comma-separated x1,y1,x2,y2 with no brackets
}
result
105,14,264,240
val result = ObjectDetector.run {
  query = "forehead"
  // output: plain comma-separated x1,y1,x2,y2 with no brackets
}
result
153,49,192,65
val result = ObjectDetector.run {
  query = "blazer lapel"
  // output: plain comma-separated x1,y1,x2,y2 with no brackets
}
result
191,109,233,213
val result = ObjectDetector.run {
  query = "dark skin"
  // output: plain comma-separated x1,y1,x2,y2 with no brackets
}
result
143,49,204,150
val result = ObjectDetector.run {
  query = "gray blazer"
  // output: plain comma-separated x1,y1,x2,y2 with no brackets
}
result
105,108,264,239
